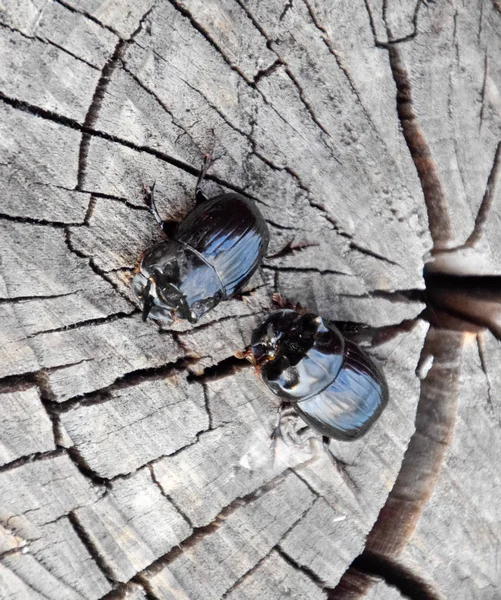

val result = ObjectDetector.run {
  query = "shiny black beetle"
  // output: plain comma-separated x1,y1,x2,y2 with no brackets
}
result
133,157,270,323
241,307,389,444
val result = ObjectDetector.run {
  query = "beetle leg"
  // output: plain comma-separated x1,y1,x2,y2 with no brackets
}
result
143,183,178,238
195,153,213,204
269,401,294,459
322,436,359,493
271,292,306,314
270,403,285,441
144,182,163,227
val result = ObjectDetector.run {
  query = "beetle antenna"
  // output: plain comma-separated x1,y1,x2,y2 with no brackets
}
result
142,279,154,322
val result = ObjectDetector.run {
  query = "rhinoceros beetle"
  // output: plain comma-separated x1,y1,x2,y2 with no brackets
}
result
133,156,269,323
239,304,389,446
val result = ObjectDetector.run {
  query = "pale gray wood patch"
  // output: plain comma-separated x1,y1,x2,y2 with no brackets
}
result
69,197,161,273
59,374,208,478
0,386,55,466
365,581,406,600
0,0,118,69
141,472,316,600
0,103,85,222
62,0,156,40
279,498,365,588
152,369,317,528
174,0,277,81
225,550,327,600
32,316,184,401
0,453,101,527
177,313,264,371
73,469,191,583
79,136,197,214
0,26,101,122
33,1,118,69
0,517,112,600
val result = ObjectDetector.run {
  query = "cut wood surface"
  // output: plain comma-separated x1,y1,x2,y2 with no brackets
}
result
0,1,500,599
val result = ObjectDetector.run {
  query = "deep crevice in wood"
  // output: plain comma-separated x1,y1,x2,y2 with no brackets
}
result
345,551,444,600
0,211,82,227
275,545,327,591
68,510,119,586
54,0,120,37
424,270,501,339
187,354,250,384
0,449,65,474
148,464,194,528
0,21,100,70
135,471,297,578
385,42,451,249
66,446,111,488
77,38,127,190
26,310,139,339
49,356,195,412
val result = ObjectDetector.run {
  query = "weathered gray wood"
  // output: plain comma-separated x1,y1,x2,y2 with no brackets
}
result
73,468,192,583
0,386,55,466
225,550,327,600
140,473,316,600
1,0,500,598
60,374,209,478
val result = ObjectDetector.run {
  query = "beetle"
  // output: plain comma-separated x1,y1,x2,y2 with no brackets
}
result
132,156,270,323
239,305,389,450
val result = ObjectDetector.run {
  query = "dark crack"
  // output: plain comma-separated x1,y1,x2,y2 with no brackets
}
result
465,141,501,248
263,264,353,277
77,39,127,190
342,551,444,600
275,545,327,591
0,291,77,304
66,446,110,488
476,334,500,427
26,310,139,339
187,354,250,385
385,39,451,249
0,21,100,70
479,52,488,133
54,0,120,37
148,464,194,528
47,356,195,413
0,449,65,474
0,212,82,227
68,510,118,585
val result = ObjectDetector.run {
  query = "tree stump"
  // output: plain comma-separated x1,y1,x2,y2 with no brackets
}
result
1,1,500,598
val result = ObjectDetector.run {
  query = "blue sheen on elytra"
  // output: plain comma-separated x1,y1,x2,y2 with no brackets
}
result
251,311,389,441
133,193,269,323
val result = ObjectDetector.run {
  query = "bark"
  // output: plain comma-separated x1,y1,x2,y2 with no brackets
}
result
1,0,500,599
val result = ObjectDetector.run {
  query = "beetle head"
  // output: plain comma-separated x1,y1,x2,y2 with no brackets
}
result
132,271,195,323
246,309,299,366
